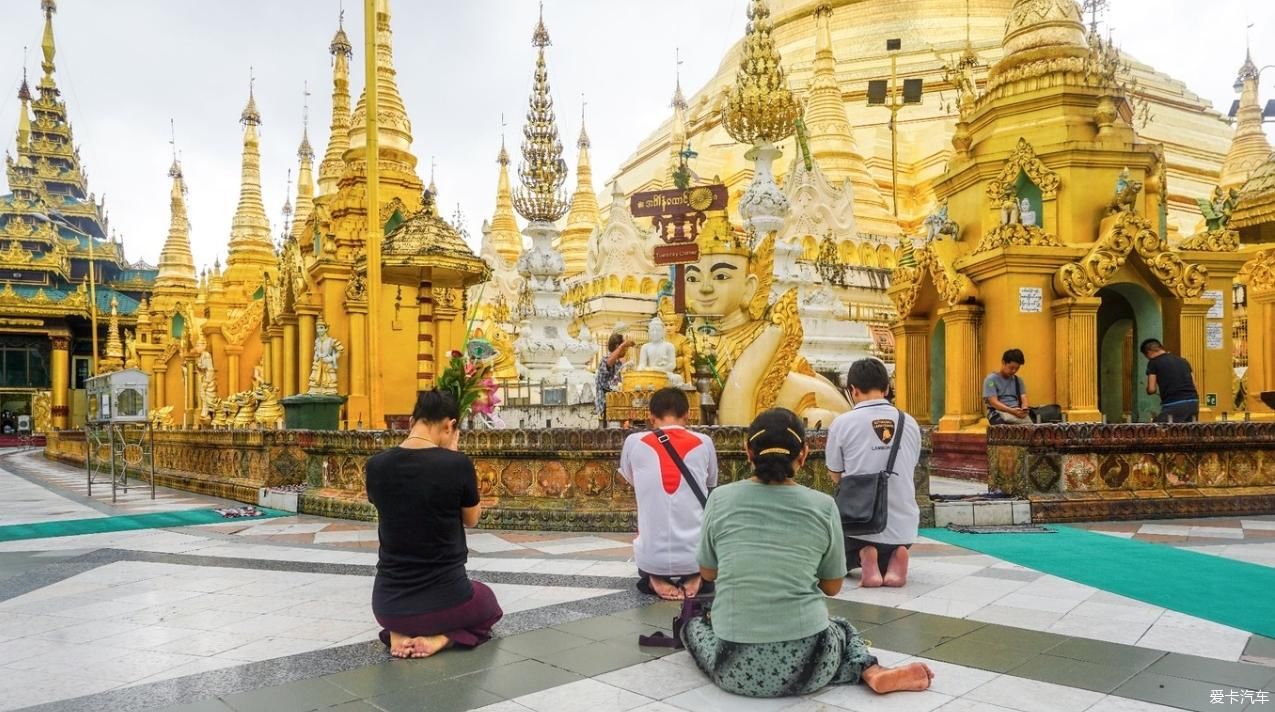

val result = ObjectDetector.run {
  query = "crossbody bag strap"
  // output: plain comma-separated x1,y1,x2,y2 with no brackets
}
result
653,428,707,508
884,410,906,475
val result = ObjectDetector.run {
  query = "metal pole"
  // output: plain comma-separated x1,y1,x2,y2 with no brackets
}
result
87,237,99,375
890,52,899,218
364,0,384,429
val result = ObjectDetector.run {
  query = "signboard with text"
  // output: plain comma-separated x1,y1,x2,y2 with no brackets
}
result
653,243,700,266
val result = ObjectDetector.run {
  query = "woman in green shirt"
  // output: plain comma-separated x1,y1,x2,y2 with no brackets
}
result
683,408,934,698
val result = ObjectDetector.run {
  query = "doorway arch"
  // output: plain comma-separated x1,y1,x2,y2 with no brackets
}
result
930,319,947,425
1096,283,1162,423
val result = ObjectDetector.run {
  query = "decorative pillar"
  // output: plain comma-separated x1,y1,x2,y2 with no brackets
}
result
937,305,982,432
261,337,272,387
1166,297,1214,419
1251,292,1275,413
184,356,199,427
50,335,70,430
891,319,931,424
269,327,285,391
298,307,318,394
153,365,168,411
347,301,368,426
433,286,463,374
1051,296,1102,422
417,280,435,391
282,316,299,396
225,345,243,394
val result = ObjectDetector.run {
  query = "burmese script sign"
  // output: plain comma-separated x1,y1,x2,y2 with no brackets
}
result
630,185,729,220
631,184,729,311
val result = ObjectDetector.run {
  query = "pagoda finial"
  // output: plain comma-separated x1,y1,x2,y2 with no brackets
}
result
156,132,198,296
498,113,509,165
1220,44,1272,191
225,70,276,283
298,81,315,161
562,95,599,277
490,132,522,264
578,96,590,149
319,7,354,196
671,47,687,110
512,3,571,223
39,0,57,91
241,68,262,126
720,0,799,146
429,156,438,196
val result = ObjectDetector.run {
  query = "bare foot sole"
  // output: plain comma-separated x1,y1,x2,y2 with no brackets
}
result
407,634,452,658
865,662,934,693
883,547,910,587
388,631,415,659
859,548,884,588
681,575,703,598
650,577,685,601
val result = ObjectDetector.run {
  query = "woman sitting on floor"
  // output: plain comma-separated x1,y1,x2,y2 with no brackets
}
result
366,390,503,658
682,408,933,698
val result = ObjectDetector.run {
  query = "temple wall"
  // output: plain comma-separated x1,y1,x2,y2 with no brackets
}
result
986,422,1275,522
46,427,934,532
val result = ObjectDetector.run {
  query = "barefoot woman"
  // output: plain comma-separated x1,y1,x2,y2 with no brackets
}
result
682,408,933,697
367,390,503,658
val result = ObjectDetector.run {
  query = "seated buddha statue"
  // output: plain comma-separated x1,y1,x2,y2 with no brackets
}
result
638,315,684,386
684,211,849,427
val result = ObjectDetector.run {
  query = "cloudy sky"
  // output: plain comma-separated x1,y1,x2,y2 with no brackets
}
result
1,0,1272,273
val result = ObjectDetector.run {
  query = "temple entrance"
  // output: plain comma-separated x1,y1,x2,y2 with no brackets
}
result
1097,284,1162,423
930,319,946,425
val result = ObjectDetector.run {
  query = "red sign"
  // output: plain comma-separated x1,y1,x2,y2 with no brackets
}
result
654,243,700,266
630,185,729,219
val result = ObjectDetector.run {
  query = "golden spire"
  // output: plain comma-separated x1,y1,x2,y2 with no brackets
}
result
803,4,891,212
39,0,59,96
667,49,689,187
15,70,32,151
720,0,799,146
1221,49,1272,192
490,126,523,264
224,77,277,284
155,142,198,297
512,2,571,223
560,104,599,276
291,84,317,242
346,0,415,166
318,9,353,196
101,296,124,373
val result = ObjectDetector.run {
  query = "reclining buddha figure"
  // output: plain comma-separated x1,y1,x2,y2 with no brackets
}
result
685,211,849,426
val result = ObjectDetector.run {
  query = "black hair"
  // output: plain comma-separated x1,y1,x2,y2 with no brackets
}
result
847,358,891,394
649,387,689,419
746,408,807,483
607,333,625,352
1002,348,1025,365
1139,338,1163,356
411,389,460,425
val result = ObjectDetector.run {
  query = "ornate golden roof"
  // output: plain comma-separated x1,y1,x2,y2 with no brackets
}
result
512,4,571,223
720,0,800,146
382,190,485,278
1232,151,1275,230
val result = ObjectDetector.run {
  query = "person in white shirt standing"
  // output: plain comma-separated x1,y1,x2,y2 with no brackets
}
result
620,387,718,600
826,359,922,588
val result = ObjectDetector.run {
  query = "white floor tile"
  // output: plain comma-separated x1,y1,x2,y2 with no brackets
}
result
665,684,808,711
1046,615,1149,645
467,532,529,553
526,536,631,555
903,658,1000,697
1240,519,1275,531
1135,624,1249,661
813,682,951,712
898,596,987,618
515,678,652,712
965,606,1063,632
597,658,711,700
963,676,1103,712
1084,696,1185,712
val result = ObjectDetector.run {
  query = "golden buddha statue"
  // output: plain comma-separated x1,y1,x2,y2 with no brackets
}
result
684,212,849,426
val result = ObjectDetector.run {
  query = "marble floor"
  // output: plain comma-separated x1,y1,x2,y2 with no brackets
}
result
1,449,1272,712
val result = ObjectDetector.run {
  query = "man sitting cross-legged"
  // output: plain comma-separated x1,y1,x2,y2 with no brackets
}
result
620,387,718,600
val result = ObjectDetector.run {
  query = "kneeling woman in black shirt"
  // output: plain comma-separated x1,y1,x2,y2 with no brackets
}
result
366,390,503,658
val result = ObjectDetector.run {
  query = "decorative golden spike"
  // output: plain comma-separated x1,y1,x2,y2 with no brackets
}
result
720,0,800,146
512,2,571,223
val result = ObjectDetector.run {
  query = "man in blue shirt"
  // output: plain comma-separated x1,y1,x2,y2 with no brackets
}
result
984,349,1031,425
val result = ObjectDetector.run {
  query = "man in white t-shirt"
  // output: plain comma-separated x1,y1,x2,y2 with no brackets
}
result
826,358,921,588
620,387,718,600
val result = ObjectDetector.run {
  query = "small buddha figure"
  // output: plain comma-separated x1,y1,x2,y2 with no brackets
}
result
1020,197,1037,227
638,315,683,386
307,318,344,395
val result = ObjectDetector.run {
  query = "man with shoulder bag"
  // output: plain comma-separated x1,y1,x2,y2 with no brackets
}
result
826,359,922,588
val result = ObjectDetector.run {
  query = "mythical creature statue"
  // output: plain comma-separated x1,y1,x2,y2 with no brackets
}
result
123,329,140,369
999,185,1022,226
1107,167,1143,215
253,383,282,428
1197,186,1240,232
307,318,344,395
148,406,175,429
210,397,230,428
232,391,258,429
924,199,960,242
683,211,849,426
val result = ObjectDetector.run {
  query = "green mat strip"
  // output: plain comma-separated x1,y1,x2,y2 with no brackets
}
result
0,507,291,543
922,524,1275,639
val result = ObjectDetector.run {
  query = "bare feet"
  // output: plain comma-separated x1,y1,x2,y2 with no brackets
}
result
388,631,415,659
862,662,934,693
407,634,453,658
681,575,703,598
650,576,685,601
883,547,910,588
859,547,883,588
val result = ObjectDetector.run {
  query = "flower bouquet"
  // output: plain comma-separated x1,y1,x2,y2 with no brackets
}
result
436,340,501,424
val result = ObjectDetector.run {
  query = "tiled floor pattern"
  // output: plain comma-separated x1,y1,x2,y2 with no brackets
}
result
3,452,1274,711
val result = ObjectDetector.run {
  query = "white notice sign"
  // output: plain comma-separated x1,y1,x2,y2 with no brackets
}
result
1019,287,1043,313
1206,321,1224,350
1204,290,1224,319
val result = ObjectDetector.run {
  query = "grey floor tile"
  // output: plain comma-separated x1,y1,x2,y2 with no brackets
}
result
325,703,383,712
534,640,655,676
492,628,593,658
153,700,237,712
611,602,682,627
1114,671,1238,712
367,676,502,712
220,678,357,712
957,624,1070,653
323,647,527,697
469,659,584,699
924,636,1041,674
550,615,652,642
1244,636,1275,659
860,625,960,656
1009,653,1144,693
882,612,985,638
1046,637,1165,670
825,599,914,625
1146,652,1275,690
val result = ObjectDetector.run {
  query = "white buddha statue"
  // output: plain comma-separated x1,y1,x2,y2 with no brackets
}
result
638,315,683,386
1020,197,1037,227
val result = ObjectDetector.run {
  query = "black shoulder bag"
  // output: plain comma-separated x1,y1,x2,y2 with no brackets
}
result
652,428,707,507
834,409,905,536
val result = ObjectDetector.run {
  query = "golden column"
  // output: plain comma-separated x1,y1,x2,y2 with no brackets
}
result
937,305,982,431
1051,297,1103,422
1164,297,1214,419
269,325,285,392
298,306,318,392
225,345,242,394
50,334,69,430
433,288,462,375
891,318,931,425
416,282,435,390
282,315,299,396
363,0,385,424
153,363,168,411
347,299,368,425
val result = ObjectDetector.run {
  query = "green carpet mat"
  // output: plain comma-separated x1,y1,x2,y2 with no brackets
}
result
922,524,1275,639
0,507,290,543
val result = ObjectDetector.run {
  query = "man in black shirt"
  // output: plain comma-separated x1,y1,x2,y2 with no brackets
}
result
1141,339,1199,423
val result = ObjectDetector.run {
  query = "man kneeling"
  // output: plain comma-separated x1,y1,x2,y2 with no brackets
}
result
620,387,717,600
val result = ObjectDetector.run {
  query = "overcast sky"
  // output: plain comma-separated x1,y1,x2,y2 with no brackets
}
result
1,0,1272,273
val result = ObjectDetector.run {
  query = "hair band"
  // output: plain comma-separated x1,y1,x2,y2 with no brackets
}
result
759,447,791,456
785,428,803,444
749,430,767,442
